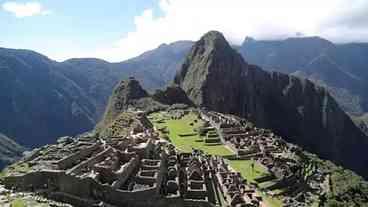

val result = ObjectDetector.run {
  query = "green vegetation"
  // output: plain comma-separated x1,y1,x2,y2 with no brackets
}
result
6,196,51,207
97,112,143,138
259,192,283,207
11,199,26,207
1,163,31,178
149,111,233,156
228,160,269,183
305,155,368,207
0,133,25,169
228,160,283,207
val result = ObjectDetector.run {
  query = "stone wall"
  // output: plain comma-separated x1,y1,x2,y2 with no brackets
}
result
112,156,140,189
57,143,101,170
67,147,113,175
3,170,62,191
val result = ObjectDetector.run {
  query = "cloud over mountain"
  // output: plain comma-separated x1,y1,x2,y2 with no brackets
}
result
99,0,368,61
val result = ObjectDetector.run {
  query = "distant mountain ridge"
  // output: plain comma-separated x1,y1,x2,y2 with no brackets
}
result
0,48,96,147
2,34,368,152
0,133,25,169
239,36,368,119
0,41,193,149
175,31,368,178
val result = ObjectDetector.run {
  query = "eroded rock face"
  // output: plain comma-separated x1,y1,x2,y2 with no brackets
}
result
239,36,368,116
152,85,193,106
101,77,149,126
175,31,368,177
174,31,246,114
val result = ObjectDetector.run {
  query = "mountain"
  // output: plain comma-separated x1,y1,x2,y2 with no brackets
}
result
100,77,149,127
96,77,191,138
58,58,124,118
175,31,368,178
0,48,96,148
0,133,25,169
59,41,193,118
2,34,368,159
239,37,368,118
99,77,192,128
0,41,193,149
117,41,193,90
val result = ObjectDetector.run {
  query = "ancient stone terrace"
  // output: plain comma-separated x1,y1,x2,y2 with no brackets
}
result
183,152,210,202
212,156,263,206
2,109,328,207
2,124,170,206
3,114,219,207
200,109,327,206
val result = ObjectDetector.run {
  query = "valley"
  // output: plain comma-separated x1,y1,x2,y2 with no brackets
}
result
1,30,368,207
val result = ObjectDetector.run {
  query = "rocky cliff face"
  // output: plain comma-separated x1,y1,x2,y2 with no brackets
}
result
239,37,368,117
100,77,149,127
99,78,193,133
175,31,368,177
152,85,193,106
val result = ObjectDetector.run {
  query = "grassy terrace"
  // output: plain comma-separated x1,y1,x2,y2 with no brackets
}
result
149,111,233,156
228,160,269,182
11,199,26,207
148,111,282,207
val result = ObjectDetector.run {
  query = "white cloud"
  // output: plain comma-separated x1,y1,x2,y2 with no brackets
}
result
34,0,362,62
94,0,368,62
2,1,51,18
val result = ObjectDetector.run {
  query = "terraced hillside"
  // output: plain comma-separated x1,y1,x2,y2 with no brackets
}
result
148,110,283,207
148,109,368,207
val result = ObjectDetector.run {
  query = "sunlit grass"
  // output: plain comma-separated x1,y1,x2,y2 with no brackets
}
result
149,111,233,156
228,159,269,183
11,199,26,207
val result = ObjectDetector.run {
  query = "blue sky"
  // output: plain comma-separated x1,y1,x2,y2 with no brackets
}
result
0,0,162,61
1,0,368,62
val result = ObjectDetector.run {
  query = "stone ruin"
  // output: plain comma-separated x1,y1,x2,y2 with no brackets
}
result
200,109,328,207
213,157,263,206
2,109,327,207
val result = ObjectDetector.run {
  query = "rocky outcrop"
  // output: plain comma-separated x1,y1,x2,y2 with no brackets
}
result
100,77,149,126
152,85,193,106
175,31,368,177
99,78,193,130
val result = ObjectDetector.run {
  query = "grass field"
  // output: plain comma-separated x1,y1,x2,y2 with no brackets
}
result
149,111,282,207
228,160,269,183
11,199,26,207
149,112,234,156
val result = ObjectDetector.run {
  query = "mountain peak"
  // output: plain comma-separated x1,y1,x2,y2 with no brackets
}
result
201,30,226,40
101,77,149,126
174,31,247,112
114,77,148,101
197,30,231,52
175,31,368,177
244,36,256,42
